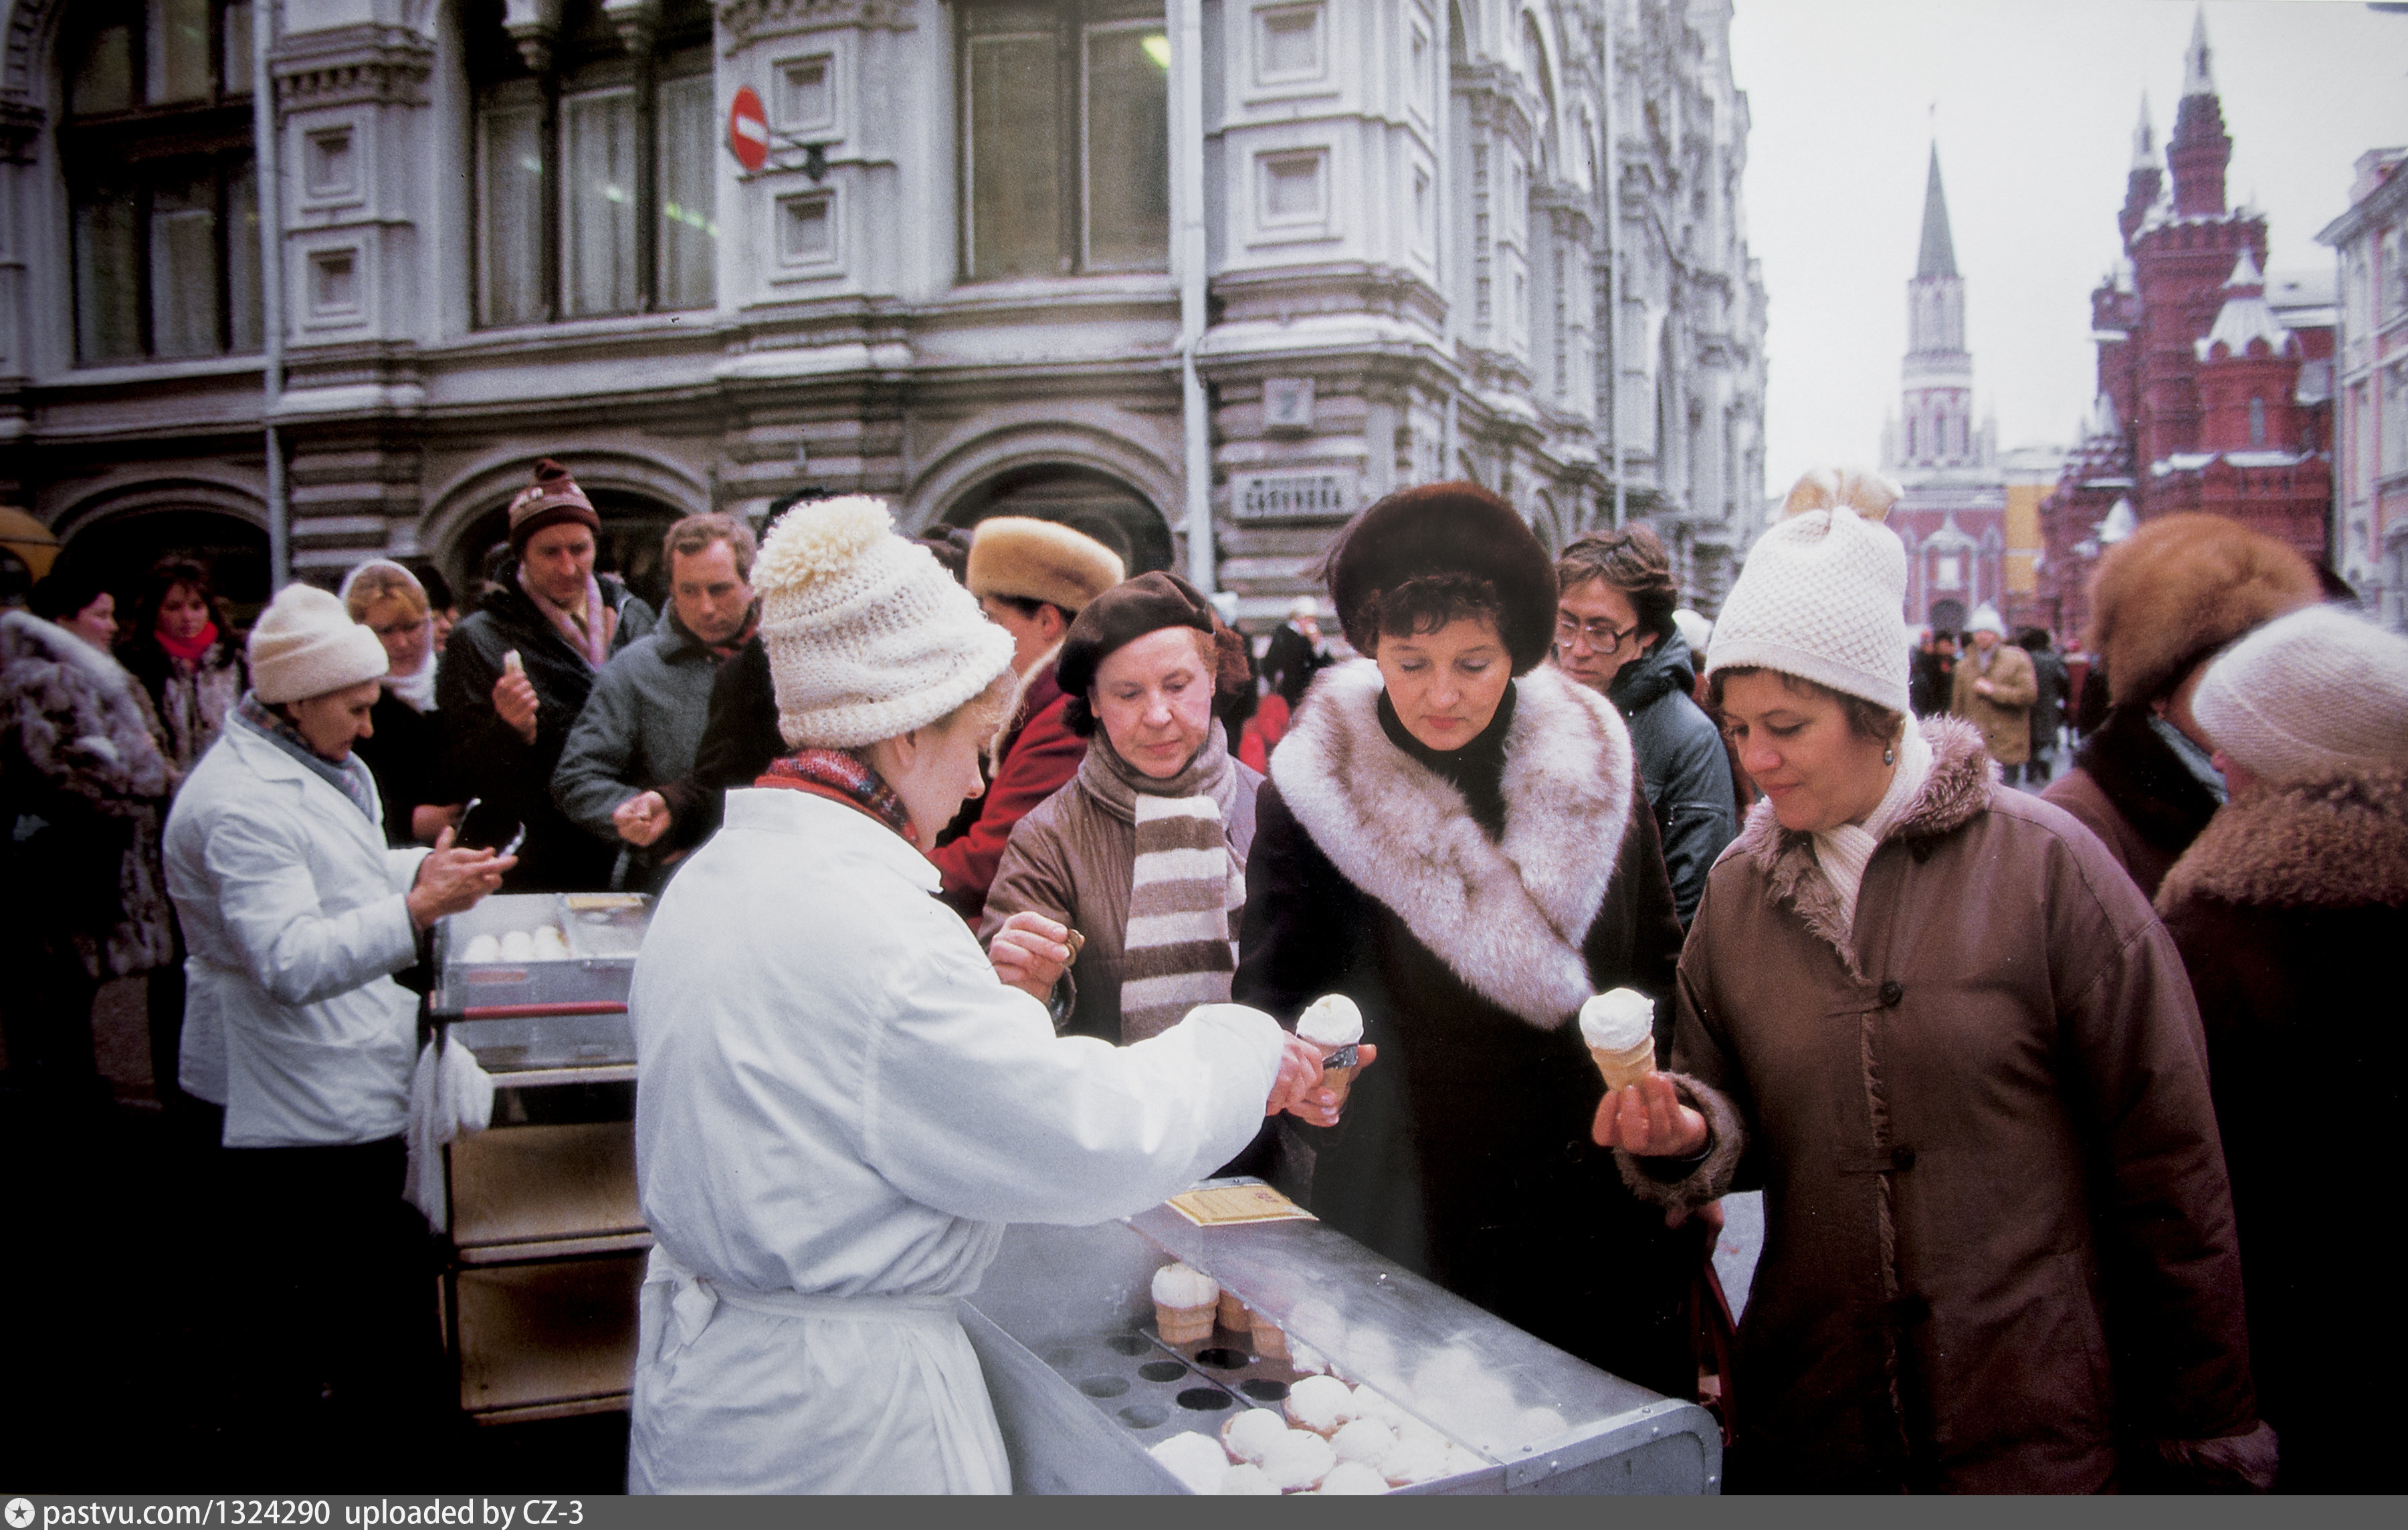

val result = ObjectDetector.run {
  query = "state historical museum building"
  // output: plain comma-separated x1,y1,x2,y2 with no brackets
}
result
2033,14,2334,642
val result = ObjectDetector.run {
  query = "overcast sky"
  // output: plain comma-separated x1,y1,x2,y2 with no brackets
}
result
1728,0,2408,497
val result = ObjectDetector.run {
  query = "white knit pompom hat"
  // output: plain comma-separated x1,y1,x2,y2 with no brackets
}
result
1705,465,1910,714
755,496,1016,750
2192,603,2408,783
249,583,391,703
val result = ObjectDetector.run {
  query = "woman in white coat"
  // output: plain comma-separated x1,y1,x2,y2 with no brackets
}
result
628,498,1324,1495
163,583,512,1478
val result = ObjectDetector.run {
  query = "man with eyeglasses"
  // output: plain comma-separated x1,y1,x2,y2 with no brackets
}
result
1552,528,1736,927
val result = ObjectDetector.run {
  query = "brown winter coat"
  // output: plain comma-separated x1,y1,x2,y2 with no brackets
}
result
981,722,1262,1046
1626,718,2260,1492
2156,768,2408,1493
1948,638,2037,766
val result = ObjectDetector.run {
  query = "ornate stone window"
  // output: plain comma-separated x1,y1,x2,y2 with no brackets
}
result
59,0,262,364
958,1,1169,282
470,0,716,328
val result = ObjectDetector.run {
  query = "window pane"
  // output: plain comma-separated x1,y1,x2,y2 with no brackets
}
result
70,23,136,114
227,157,262,352
477,103,546,326
564,90,639,317
223,1,255,97
655,73,717,311
1084,25,1169,270
152,0,215,104
74,181,142,363
150,167,223,357
967,33,1061,280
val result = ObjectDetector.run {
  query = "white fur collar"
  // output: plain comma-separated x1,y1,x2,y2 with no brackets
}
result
1,608,137,699
1271,660,1636,1029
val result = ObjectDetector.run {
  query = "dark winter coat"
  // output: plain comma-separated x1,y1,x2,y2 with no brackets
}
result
928,654,1085,923
354,687,443,849
119,630,245,777
0,611,176,979
2042,703,2223,899
660,635,781,855
553,609,728,887
1601,630,1736,926
1234,660,1700,1400
983,723,1261,1046
435,564,654,892
1260,621,1330,708
2156,768,2408,1493
1626,718,2262,1493
2025,645,2070,761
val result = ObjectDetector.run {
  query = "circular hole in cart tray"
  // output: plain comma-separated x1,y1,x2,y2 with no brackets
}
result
1104,1333,1153,1357
1117,1404,1169,1430
1078,1376,1132,1399
1138,1360,1189,1384
1192,1346,1251,1371
1175,1388,1234,1412
1043,1345,1080,1368
1239,1378,1290,1403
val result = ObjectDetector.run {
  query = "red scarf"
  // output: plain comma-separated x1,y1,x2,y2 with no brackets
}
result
155,621,220,666
704,614,759,666
755,749,913,841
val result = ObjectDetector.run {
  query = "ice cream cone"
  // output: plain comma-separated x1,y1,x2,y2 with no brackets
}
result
1315,1042,1361,1110
1157,1300,1216,1345
1589,1036,1656,1093
1251,1318,1290,1359
1219,1291,1251,1329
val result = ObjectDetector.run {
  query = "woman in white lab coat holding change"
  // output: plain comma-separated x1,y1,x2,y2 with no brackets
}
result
627,499,1323,1495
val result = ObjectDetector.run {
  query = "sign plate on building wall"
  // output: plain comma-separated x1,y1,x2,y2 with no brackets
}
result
1235,471,1355,522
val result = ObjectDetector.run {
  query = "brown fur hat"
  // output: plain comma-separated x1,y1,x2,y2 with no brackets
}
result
2083,513,2318,707
1325,481,1559,673
965,516,1125,615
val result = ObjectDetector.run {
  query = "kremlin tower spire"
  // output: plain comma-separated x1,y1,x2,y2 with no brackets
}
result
1894,146,1983,471
2120,94,2161,246
2168,6,2232,217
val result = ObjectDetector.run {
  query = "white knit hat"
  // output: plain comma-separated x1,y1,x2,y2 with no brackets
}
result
755,496,1016,749
1967,603,2007,638
249,583,390,703
1706,465,1910,714
2192,603,2408,782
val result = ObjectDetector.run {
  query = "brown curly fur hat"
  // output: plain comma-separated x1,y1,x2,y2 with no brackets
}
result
2084,513,2318,707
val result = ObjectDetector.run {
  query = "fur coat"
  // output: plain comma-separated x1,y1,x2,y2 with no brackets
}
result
2156,768,2408,1492
1,611,177,978
1233,661,1700,1399
1627,717,2263,1492
2043,703,2223,899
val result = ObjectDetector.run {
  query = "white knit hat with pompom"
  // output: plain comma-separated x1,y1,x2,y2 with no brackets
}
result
754,496,1016,749
1705,465,1911,714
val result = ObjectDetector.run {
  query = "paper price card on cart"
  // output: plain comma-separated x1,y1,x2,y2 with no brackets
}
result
1167,1183,1316,1226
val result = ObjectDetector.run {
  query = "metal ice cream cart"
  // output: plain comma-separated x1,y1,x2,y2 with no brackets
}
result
430,891,654,1424
962,1190,1722,1494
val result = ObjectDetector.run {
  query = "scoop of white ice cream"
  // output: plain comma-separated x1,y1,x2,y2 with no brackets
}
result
1221,1408,1288,1464
1148,1432,1228,1494
1579,987,1654,1052
1330,1417,1395,1464
1150,1261,1219,1308
1261,1430,1335,1491
1296,993,1363,1048
1317,1462,1390,1495
1286,1374,1354,1432
1219,1464,1278,1495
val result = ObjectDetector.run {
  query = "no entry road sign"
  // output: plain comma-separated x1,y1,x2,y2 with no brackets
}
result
728,86,769,172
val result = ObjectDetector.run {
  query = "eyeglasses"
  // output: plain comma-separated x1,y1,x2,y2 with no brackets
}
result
1554,613,1641,655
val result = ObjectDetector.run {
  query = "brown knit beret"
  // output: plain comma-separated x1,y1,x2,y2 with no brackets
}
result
507,459,602,555
2084,512,2318,707
1056,571,1251,738
1325,481,1559,674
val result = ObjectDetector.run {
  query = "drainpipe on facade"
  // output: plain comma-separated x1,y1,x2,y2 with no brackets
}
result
1601,11,1624,531
253,0,290,588
1171,0,1213,594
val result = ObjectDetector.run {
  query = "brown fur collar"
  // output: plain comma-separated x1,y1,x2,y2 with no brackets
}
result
1272,659,1635,1029
2156,768,2408,912
1613,1073,1746,1212
1728,716,1994,976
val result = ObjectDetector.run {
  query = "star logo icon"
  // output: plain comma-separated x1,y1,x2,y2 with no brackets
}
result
6,1498,34,1529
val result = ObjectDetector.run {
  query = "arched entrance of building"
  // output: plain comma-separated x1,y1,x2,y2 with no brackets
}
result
938,465,1173,576
58,507,273,625
448,489,692,614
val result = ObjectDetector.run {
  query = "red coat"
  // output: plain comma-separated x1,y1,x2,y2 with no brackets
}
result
928,661,1086,922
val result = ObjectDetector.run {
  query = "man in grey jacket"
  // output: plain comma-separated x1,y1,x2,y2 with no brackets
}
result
553,514,758,889
1551,528,1737,927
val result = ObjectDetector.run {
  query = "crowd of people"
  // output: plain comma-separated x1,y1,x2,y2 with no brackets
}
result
1,453,2400,1495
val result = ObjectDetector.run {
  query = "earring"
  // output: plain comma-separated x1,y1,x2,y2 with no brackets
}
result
1883,746,1896,766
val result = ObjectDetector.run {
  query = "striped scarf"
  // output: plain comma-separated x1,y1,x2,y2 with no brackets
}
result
1114,735,1246,1042
755,748,914,840
234,691,381,823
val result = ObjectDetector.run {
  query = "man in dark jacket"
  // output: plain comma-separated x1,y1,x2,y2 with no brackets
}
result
1260,597,1333,709
438,459,655,891
1550,528,1736,926
2017,627,2068,784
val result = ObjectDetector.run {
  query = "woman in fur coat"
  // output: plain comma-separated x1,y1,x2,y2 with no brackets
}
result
1233,481,1701,1402
1,572,175,1108
2156,605,2408,1493
1601,467,2268,1493
2040,514,2318,897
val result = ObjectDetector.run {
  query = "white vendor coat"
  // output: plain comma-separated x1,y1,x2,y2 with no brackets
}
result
627,788,1284,1495
163,718,429,1146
